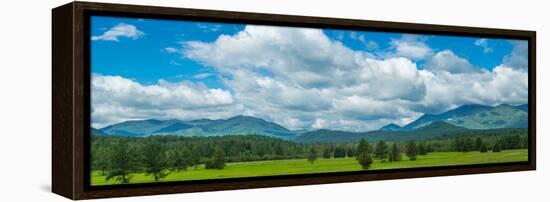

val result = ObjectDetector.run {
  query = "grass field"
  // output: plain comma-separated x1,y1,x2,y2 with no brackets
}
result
91,149,528,186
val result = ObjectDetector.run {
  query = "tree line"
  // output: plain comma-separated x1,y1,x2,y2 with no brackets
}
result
91,132,527,184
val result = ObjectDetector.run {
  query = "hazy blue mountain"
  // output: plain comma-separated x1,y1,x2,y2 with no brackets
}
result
401,104,492,131
444,104,528,129
167,115,295,139
295,121,469,143
99,115,295,139
185,118,221,126
294,121,531,144
153,122,193,133
515,104,528,112
91,127,108,136
400,104,527,131
100,119,181,136
413,121,468,134
379,123,402,131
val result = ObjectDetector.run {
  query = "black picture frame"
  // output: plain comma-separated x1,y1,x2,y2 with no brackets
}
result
52,1,536,200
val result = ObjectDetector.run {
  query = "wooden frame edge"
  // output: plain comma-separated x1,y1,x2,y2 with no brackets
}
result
52,2,75,200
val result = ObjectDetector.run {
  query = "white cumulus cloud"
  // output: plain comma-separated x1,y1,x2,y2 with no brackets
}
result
390,34,433,60
426,50,479,74
91,74,236,128
92,23,145,42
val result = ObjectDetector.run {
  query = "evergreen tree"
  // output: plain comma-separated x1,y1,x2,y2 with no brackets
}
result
406,140,418,161
463,138,474,152
142,140,170,181
499,135,522,150
322,148,331,159
475,137,483,151
493,142,502,152
334,147,346,158
168,149,190,172
275,143,284,156
426,143,434,153
189,147,201,169
356,138,370,156
213,146,226,169
418,142,428,155
453,138,464,152
479,143,488,153
206,146,226,169
388,143,402,162
346,147,356,158
374,140,389,162
356,151,373,169
307,147,317,164
105,139,139,184
92,146,110,175
356,138,374,169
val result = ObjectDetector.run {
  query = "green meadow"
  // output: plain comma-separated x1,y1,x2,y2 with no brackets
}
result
92,149,527,186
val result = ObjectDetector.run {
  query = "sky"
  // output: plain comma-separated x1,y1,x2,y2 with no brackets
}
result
90,16,529,131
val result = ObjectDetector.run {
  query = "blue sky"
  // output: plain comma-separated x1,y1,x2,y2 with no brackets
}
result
91,16,514,88
91,16,243,88
90,16,528,131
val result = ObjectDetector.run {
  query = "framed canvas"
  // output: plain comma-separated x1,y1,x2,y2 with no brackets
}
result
52,1,536,200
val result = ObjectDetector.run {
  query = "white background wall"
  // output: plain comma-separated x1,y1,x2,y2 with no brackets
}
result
0,0,547,201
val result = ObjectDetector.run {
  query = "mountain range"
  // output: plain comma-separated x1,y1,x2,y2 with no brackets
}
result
97,115,296,139
93,103,528,143
379,104,528,131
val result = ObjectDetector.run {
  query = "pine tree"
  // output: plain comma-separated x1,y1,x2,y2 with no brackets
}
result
356,138,373,169
356,138,370,156
463,138,474,152
453,138,464,152
307,147,317,164
334,147,346,158
357,151,373,169
406,140,418,161
105,139,139,184
168,149,190,172
389,143,402,162
479,143,488,153
374,140,389,162
275,143,284,156
142,140,170,181
92,146,110,175
346,147,356,158
475,137,484,151
189,147,201,169
426,144,434,153
322,148,331,159
493,142,502,152
206,146,226,169
418,142,427,155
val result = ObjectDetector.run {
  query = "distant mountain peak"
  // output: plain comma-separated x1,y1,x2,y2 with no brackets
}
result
496,103,512,108
143,119,162,123
192,118,213,121
379,123,402,131
229,115,258,119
